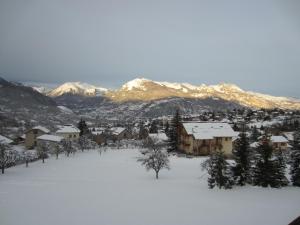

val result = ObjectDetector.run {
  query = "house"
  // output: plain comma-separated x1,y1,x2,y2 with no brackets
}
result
179,122,237,156
251,135,290,151
110,127,132,141
37,134,64,148
25,126,50,149
270,135,289,151
0,135,13,145
91,128,107,145
56,125,80,141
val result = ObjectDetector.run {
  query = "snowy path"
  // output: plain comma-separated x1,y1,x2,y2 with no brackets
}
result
0,149,300,225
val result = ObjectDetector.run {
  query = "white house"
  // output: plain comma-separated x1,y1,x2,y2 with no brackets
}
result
56,125,80,141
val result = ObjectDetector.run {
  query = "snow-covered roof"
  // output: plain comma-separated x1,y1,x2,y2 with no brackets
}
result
271,136,288,143
283,132,294,141
37,134,64,142
0,135,13,144
111,127,126,135
182,122,237,140
149,132,168,141
56,125,80,134
31,126,50,133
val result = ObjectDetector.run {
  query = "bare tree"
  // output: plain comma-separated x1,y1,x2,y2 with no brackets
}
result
53,143,63,159
138,137,170,179
78,135,89,152
0,141,16,174
62,139,74,157
37,142,48,163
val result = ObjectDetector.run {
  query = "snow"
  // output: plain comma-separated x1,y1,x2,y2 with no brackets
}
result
37,134,64,142
270,136,288,143
57,106,73,114
111,127,125,135
121,78,150,91
0,135,13,144
149,132,168,142
49,82,108,97
31,126,50,134
56,125,80,133
183,122,237,139
0,149,299,225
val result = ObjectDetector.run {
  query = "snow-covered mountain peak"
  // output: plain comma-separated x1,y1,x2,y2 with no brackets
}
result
211,83,244,92
121,78,152,91
48,82,108,97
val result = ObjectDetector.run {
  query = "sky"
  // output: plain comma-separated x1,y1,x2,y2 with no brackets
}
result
0,0,300,97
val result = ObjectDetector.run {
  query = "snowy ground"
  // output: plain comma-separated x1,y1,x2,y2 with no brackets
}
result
1,149,300,225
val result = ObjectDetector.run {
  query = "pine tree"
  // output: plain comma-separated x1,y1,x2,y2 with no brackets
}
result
78,119,89,136
274,149,288,187
250,126,260,142
203,149,233,189
251,135,287,188
232,125,250,185
149,120,158,133
290,128,300,186
167,109,181,152
164,121,169,136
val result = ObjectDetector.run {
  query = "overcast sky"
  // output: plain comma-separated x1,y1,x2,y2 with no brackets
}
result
0,0,300,97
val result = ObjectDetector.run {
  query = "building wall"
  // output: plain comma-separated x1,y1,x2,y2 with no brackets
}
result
179,126,233,156
57,132,80,141
272,142,288,151
25,129,46,149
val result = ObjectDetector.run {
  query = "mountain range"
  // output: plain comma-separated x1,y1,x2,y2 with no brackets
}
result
25,78,300,110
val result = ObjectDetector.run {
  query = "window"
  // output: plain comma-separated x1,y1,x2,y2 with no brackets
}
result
281,143,285,146
69,134,72,138
74,135,76,138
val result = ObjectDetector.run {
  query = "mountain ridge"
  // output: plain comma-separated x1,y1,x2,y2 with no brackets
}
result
22,77,300,110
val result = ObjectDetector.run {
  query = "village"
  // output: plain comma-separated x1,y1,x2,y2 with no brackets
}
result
1,107,300,171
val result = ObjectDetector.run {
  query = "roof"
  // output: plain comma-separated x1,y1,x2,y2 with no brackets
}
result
271,136,288,143
283,132,294,141
182,122,237,140
111,127,126,135
37,134,64,142
27,126,50,133
56,125,80,134
0,135,13,144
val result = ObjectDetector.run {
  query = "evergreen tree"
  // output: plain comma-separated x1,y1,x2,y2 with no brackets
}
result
251,135,287,188
149,120,158,133
77,119,89,136
290,128,300,186
164,121,169,136
203,149,233,189
250,126,260,142
274,149,288,186
232,125,250,185
167,109,181,152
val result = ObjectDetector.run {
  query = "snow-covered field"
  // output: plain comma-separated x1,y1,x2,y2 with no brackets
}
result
1,149,300,225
